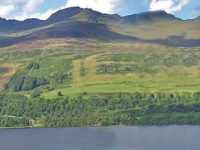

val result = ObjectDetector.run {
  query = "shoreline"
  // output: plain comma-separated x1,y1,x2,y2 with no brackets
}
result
1,124,200,130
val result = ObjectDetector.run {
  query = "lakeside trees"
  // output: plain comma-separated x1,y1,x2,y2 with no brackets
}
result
1,91,200,127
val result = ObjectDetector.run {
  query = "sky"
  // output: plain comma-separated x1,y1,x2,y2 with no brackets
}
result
0,0,199,20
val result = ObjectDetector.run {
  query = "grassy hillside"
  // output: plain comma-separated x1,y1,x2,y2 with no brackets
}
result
0,64,18,90
0,39,200,98
109,19,200,40
1,40,200,128
1,18,200,47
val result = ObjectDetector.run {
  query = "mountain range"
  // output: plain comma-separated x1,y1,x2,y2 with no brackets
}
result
0,7,199,47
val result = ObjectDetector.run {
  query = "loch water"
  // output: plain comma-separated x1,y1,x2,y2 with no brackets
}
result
0,126,199,150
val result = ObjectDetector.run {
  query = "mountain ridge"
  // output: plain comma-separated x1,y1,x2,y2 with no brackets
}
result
0,7,185,22
0,7,199,47
0,7,192,33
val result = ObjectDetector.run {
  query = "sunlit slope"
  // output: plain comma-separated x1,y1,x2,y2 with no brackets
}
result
109,19,200,40
1,40,200,98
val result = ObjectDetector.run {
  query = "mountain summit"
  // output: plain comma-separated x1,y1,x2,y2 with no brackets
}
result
0,7,181,33
123,10,180,23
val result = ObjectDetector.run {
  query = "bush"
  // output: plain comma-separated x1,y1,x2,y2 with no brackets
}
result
83,91,87,95
27,63,40,70
32,90,42,98
144,55,160,66
13,76,50,91
45,86,54,91
57,91,63,97
183,56,198,67
50,72,71,83
37,77,50,86
13,76,25,92
163,56,178,66
22,77,37,91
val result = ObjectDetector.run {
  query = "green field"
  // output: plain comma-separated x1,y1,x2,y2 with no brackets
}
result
0,40,200,98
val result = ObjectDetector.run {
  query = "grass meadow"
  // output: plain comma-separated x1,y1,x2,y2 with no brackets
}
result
0,40,200,98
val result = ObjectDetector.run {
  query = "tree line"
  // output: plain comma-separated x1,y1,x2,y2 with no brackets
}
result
1,91,200,127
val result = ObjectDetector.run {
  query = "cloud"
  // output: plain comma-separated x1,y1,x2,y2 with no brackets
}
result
0,0,44,20
17,8,62,20
0,4,15,17
0,0,125,20
65,0,124,14
25,0,125,20
38,9,60,19
23,0,44,15
149,0,189,14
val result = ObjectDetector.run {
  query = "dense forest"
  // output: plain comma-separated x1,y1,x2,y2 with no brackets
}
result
1,91,200,128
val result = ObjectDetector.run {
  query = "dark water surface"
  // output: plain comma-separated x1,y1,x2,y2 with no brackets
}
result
0,126,199,150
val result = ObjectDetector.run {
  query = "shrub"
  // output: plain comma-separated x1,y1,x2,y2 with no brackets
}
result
13,76,50,91
13,76,25,92
22,77,37,91
32,90,42,98
27,63,40,70
57,91,63,97
183,56,198,67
